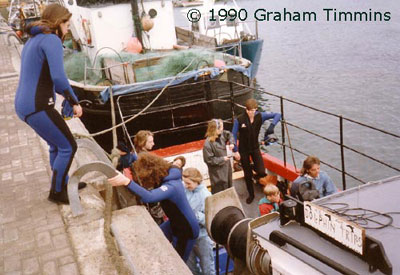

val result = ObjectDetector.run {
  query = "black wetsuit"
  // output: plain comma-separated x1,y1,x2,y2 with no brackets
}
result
232,111,281,198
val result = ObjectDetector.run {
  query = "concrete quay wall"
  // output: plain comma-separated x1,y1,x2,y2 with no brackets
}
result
0,22,190,274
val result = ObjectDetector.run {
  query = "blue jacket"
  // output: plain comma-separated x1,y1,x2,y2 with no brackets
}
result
119,152,138,169
127,167,199,239
15,26,78,120
185,184,211,238
292,171,338,198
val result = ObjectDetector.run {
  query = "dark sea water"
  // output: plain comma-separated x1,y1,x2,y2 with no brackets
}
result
175,0,400,189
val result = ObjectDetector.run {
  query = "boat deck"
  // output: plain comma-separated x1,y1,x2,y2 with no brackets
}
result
231,172,265,219
161,147,266,219
253,176,400,274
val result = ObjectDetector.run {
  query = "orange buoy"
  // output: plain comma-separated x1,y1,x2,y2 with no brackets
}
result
141,15,154,32
125,37,143,54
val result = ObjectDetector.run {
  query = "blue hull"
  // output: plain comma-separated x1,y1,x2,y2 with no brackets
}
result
224,39,264,80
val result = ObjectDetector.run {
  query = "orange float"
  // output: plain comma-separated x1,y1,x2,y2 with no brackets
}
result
126,37,143,54
214,59,226,68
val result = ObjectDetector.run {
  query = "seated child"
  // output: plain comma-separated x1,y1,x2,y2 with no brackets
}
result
258,184,282,216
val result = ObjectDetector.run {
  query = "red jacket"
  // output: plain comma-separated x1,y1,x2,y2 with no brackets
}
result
258,197,283,216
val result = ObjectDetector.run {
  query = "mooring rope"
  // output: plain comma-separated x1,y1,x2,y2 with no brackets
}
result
102,85,131,274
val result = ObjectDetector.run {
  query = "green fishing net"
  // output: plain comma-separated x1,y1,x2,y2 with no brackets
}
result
64,48,235,85
64,51,101,85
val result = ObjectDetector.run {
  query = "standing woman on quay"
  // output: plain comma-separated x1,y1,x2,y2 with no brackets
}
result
14,4,83,204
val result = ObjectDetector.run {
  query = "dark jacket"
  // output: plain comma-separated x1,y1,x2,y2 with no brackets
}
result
232,111,281,153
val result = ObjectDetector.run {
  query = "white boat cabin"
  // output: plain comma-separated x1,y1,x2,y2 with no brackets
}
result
60,0,177,62
181,0,252,46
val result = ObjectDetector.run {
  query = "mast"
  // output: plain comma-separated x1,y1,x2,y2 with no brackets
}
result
130,0,143,46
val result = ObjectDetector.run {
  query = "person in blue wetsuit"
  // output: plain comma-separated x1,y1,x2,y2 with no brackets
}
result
108,152,199,261
232,99,281,204
14,4,83,204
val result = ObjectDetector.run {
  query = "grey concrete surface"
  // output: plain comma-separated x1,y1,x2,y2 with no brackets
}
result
0,22,202,274
111,206,192,275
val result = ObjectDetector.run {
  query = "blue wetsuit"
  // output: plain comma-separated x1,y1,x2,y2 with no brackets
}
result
14,27,79,193
126,167,200,261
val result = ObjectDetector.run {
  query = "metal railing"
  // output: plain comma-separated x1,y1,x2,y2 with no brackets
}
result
104,78,399,190
232,82,400,190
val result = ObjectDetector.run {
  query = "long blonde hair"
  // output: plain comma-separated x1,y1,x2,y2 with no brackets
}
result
27,4,71,39
205,119,222,142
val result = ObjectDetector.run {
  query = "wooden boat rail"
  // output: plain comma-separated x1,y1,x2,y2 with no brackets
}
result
82,49,250,86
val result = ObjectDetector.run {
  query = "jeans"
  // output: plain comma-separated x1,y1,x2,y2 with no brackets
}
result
186,236,216,275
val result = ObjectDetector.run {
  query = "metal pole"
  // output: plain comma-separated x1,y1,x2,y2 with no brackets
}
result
130,0,143,46
109,86,118,167
225,254,230,274
230,82,235,124
339,116,346,190
255,20,259,40
280,96,286,167
216,243,220,275
84,57,87,86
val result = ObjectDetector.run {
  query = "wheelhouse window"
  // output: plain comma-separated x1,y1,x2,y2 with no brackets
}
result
206,15,220,29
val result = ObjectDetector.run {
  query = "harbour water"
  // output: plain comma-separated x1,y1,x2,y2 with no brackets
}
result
175,0,400,189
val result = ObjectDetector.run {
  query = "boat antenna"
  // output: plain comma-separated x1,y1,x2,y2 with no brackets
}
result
130,0,144,47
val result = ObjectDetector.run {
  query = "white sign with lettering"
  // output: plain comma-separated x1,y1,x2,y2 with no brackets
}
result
303,201,365,255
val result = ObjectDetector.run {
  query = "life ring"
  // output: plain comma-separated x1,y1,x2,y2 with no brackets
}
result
81,18,92,45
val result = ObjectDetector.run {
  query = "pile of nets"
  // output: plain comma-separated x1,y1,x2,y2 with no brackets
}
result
63,47,235,85
64,51,101,85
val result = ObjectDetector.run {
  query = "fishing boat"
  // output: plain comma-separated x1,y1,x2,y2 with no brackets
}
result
176,0,264,79
56,0,255,152
151,88,400,274
67,84,400,274
7,0,59,41
173,0,203,7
